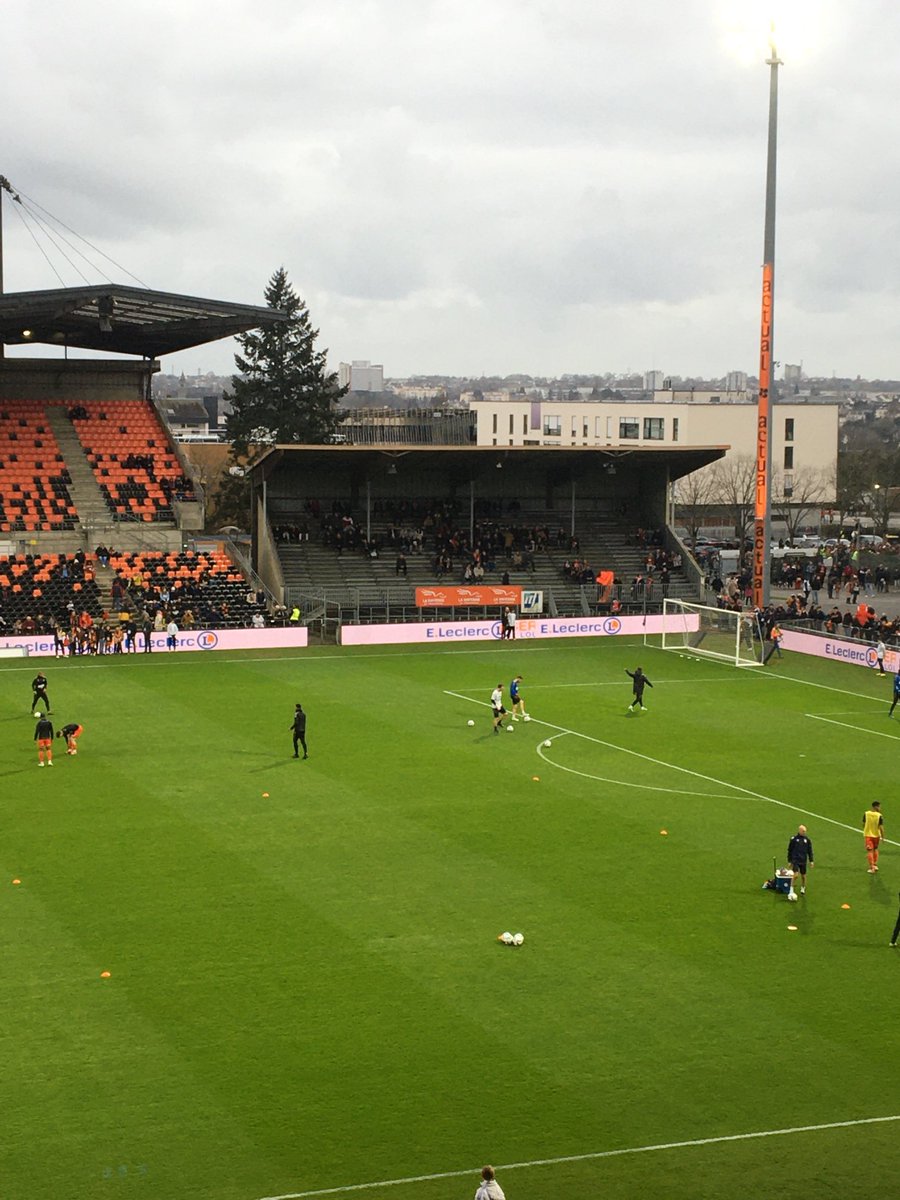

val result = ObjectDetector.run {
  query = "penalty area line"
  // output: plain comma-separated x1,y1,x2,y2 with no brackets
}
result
443,691,900,847
255,1114,900,1199
807,713,900,741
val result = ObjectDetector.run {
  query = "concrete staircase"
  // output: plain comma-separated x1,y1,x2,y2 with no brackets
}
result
45,406,116,538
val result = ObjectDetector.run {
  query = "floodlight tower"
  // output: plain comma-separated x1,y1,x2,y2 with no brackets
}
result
752,26,782,610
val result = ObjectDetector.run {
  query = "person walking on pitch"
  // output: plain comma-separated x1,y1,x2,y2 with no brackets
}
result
890,892,900,948
786,824,814,896
291,704,308,759
863,801,885,873
889,671,900,717
626,667,653,712
34,714,54,766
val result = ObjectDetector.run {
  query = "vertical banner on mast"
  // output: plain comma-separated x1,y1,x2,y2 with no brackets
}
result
753,263,774,610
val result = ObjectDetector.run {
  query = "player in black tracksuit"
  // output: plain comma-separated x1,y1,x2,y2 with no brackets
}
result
626,667,653,712
31,672,51,714
291,704,308,759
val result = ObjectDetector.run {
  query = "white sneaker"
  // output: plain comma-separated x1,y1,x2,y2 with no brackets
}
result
800,887,805,894
641,706,647,711
47,760,54,767
38,761,45,767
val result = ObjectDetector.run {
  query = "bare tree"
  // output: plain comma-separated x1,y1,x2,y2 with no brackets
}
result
674,468,715,544
771,467,831,543
708,455,756,546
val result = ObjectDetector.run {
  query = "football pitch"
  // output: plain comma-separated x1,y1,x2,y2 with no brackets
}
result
3,638,898,1200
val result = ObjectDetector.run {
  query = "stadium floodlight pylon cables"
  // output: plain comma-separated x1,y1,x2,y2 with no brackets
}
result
652,599,764,667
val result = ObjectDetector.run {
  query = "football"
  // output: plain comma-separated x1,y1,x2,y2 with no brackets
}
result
543,740,551,748
498,931,514,945
467,719,475,727
506,724,514,732
513,932,524,946
787,893,798,902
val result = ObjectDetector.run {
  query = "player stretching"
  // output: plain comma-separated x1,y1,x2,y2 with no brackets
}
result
626,667,653,713
509,675,527,721
34,714,54,766
57,722,84,755
31,671,51,715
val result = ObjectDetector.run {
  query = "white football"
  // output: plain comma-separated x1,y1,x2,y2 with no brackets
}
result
513,932,524,946
543,740,551,748
787,894,798,902
506,724,514,732
500,931,513,944
34,711,41,718
523,714,531,722
467,719,475,727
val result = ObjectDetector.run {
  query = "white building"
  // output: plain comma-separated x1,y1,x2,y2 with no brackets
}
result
643,369,665,392
726,370,748,392
468,396,837,501
338,360,384,393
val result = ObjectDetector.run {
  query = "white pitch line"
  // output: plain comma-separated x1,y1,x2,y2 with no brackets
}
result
444,690,900,846
254,1113,900,1199
807,713,900,741
536,740,738,799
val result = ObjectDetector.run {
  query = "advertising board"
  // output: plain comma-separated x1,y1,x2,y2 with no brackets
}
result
0,627,309,658
340,613,689,646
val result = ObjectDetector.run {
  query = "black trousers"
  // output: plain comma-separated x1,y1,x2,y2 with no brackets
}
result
31,689,49,711
891,903,900,945
293,732,307,757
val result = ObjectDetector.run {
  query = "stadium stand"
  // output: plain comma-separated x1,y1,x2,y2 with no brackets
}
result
0,401,78,532
0,549,268,638
67,401,195,522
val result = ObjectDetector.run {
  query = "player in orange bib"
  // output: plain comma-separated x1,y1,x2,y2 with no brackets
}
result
57,723,84,756
34,714,54,766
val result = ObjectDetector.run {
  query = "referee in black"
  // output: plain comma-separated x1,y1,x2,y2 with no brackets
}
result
891,893,900,948
31,671,51,715
291,703,308,759
787,824,814,895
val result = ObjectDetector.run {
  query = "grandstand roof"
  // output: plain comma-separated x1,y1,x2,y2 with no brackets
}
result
0,284,286,357
250,443,726,484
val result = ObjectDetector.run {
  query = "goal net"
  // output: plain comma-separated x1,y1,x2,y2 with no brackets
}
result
656,599,763,667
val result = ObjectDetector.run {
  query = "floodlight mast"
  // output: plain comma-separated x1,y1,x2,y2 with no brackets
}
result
753,30,782,610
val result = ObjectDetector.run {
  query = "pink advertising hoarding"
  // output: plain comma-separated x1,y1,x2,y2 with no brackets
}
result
780,628,899,673
340,613,693,646
0,627,308,658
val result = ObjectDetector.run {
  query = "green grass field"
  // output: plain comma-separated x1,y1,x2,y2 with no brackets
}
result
3,637,899,1200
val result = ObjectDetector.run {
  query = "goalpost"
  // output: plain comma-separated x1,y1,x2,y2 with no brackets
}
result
653,599,764,667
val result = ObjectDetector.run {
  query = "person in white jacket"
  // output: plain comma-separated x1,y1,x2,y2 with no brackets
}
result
475,1165,505,1200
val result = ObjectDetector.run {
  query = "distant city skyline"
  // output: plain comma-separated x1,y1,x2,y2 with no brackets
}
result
3,2,898,380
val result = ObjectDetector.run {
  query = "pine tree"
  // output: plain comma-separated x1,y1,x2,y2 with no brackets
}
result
225,268,346,456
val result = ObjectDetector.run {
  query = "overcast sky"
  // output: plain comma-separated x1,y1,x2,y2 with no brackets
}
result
2,0,898,381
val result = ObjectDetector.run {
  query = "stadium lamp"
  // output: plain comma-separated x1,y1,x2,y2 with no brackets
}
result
21,329,32,338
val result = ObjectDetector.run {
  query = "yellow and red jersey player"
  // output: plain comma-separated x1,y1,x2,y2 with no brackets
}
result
34,715,54,766
57,722,83,755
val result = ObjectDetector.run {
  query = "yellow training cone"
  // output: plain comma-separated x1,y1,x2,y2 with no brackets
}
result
12,879,21,885
100,971,111,979
841,903,851,910
660,830,668,836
